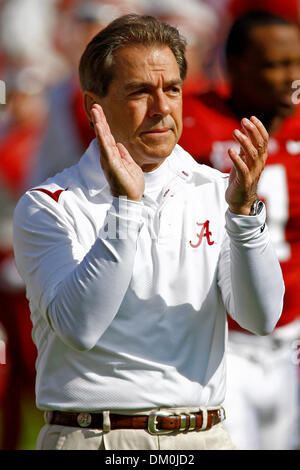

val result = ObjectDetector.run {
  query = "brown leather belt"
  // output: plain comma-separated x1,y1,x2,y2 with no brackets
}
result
45,408,225,434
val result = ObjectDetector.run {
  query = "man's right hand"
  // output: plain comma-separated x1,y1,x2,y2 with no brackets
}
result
91,104,145,201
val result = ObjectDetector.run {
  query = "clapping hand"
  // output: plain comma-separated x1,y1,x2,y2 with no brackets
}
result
91,104,145,202
226,116,268,215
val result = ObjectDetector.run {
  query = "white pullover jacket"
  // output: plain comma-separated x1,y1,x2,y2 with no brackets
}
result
13,140,284,411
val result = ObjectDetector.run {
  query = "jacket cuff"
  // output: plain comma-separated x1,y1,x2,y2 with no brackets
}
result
225,204,267,241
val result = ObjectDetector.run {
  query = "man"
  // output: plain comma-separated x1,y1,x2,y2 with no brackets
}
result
13,14,284,451
179,10,300,449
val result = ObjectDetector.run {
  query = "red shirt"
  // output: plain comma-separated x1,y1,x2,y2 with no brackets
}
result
229,0,300,24
0,124,44,198
179,89,300,328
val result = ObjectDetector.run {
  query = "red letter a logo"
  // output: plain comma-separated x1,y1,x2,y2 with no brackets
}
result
189,220,215,248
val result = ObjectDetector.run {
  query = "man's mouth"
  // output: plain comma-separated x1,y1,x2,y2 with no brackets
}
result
278,93,294,107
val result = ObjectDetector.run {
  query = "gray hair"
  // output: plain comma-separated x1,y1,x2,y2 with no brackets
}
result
79,14,187,97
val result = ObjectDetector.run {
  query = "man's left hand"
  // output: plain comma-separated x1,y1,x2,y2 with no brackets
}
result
226,116,268,215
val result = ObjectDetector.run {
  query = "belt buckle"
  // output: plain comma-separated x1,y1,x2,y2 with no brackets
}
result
211,407,226,427
148,410,174,435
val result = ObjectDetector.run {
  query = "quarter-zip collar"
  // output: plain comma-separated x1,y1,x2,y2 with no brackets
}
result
77,138,225,199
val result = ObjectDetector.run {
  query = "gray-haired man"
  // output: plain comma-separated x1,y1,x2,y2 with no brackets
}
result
13,14,284,450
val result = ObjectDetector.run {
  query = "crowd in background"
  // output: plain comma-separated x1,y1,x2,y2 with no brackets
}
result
0,0,300,450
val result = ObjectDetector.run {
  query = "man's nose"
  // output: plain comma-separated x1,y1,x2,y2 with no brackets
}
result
148,91,171,117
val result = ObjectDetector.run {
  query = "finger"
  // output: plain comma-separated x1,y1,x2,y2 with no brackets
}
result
116,142,134,164
91,105,120,171
228,147,249,180
250,115,269,142
236,128,247,157
241,118,266,153
91,105,105,144
233,129,258,165
91,104,116,149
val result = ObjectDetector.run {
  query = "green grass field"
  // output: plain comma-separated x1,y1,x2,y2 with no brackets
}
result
0,389,43,450
18,392,44,450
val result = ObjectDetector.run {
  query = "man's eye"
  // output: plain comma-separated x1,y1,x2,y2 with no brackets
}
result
130,89,147,96
168,87,181,94
264,60,289,69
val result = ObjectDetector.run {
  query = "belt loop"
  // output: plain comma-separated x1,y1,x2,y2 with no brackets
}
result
220,406,226,421
44,411,53,424
102,411,111,433
199,407,208,430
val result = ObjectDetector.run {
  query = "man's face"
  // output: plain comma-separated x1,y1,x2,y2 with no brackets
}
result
230,24,300,117
97,44,183,171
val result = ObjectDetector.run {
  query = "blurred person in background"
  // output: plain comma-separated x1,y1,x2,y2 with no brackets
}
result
204,0,300,25
202,0,300,91
145,0,220,95
0,0,58,449
0,67,47,449
30,0,146,187
0,0,67,84
179,10,300,450
0,0,79,449
228,0,300,24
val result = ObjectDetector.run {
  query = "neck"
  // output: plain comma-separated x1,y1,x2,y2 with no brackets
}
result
141,162,162,173
140,160,166,173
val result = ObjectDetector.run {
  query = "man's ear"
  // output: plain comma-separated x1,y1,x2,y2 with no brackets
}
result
83,90,100,126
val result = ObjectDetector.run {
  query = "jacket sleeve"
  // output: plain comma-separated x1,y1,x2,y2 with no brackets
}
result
13,192,143,351
217,204,285,335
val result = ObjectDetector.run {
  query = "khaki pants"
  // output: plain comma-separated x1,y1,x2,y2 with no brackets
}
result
36,422,237,450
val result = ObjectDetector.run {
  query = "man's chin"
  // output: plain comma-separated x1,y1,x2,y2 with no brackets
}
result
133,141,176,164
276,102,296,118
145,148,174,163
